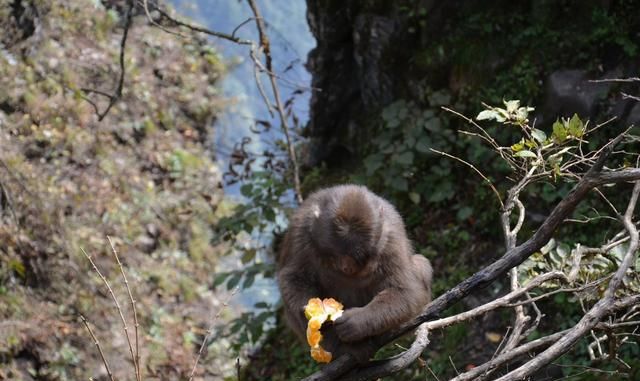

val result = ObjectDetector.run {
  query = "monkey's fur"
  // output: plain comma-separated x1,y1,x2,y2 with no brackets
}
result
277,185,433,362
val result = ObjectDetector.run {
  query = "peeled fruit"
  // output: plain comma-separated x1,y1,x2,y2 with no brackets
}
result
304,297,344,363
310,346,333,363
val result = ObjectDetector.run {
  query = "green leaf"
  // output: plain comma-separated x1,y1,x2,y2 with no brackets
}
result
409,192,421,204
227,273,242,290
241,248,256,264
415,136,430,153
514,150,537,158
567,114,584,137
242,272,256,288
552,119,567,143
394,151,414,166
390,177,408,191
364,154,383,175
264,207,276,222
456,206,473,221
423,117,443,132
9,259,26,279
511,140,525,152
516,106,535,122
476,109,500,121
428,90,451,106
213,272,230,287
503,99,521,113
240,184,253,197
428,181,454,202
531,129,547,144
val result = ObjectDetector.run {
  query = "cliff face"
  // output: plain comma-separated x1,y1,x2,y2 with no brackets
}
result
0,0,236,379
305,0,405,166
305,0,640,167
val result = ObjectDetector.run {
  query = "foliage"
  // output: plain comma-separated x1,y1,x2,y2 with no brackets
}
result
210,161,293,352
520,238,640,295
0,0,237,379
405,0,640,103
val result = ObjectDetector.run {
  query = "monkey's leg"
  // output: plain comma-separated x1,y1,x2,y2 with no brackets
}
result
412,254,433,301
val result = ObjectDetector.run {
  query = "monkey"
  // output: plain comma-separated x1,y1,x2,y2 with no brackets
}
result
276,184,433,362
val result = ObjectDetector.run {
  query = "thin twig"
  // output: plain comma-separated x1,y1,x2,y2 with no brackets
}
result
589,77,640,83
622,92,640,102
80,315,116,381
142,0,252,44
81,247,140,380
246,0,303,203
81,0,134,121
188,287,239,381
429,148,503,208
107,236,141,381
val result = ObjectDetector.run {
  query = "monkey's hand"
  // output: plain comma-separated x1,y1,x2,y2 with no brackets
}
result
321,324,376,364
333,307,370,343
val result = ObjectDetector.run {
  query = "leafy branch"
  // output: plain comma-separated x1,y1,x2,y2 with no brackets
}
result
302,102,640,381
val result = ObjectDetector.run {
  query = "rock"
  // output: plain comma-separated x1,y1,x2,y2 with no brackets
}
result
542,69,611,121
353,14,396,108
627,102,640,126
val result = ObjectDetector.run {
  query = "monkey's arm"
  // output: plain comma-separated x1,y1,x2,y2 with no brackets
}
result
278,267,320,342
335,255,432,342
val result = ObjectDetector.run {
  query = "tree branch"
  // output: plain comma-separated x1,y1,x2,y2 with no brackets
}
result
337,324,429,381
493,180,640,381
81,0,134,121
302,136,640,381
246,0,303,203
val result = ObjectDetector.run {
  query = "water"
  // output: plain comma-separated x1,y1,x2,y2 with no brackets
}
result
167,0,315,309
169,0,314,175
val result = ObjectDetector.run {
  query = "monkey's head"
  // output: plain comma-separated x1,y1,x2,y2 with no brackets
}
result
310,188,382,278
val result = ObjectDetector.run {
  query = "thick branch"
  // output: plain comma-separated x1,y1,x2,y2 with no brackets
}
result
302,163,640,381
337,324,429,381
451,329,569,381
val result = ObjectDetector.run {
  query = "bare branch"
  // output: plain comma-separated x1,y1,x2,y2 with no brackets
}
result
80,247,140,380
426,272,566,331
141,0,252,44
107,236,141,381
589,77,640,83
337,324,429,381
80,315,116,381
81,0,134,121
452,329,569,381
430,148,504,208
246,0,303,203
493,181,640,381
188,287,239,381
302,138,640,381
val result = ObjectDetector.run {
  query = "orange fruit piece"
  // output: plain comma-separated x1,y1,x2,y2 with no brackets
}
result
310,347,332,363
304,297,344,363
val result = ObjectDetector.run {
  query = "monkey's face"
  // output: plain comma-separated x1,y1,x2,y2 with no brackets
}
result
322,230,378,278
308,195,380,279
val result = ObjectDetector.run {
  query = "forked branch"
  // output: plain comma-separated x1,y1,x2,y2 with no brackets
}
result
302,135,640,381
